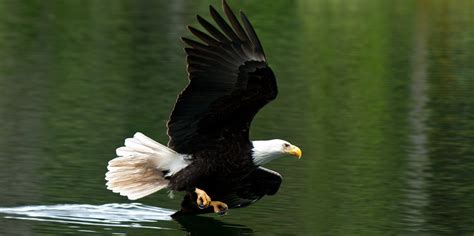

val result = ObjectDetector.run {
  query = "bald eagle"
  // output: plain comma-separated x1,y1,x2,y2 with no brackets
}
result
105,0,302,216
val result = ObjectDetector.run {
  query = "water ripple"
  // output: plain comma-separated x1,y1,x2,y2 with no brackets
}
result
0,203,175,230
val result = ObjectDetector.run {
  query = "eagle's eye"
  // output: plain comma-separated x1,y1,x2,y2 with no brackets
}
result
283,143,290,148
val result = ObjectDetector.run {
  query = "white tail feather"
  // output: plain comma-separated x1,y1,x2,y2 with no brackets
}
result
105,132,188,200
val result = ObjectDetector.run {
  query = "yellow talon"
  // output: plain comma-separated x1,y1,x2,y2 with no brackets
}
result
210,201,228,216
194,188,228,215
195,188,211,209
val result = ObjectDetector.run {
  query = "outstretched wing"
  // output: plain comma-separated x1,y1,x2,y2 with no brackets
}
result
223,166,282,208
167,0,277,154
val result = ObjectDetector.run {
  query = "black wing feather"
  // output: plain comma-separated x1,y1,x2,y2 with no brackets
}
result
196,15,230,43
222,0,249,43
167,0,277,154
210,5,240,42
240,11,266,60
188,26,220,47
219,167,282,209
234,167,282,204
181,37,206,50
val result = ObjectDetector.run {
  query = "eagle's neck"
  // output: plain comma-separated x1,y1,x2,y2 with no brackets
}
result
251,140,285,165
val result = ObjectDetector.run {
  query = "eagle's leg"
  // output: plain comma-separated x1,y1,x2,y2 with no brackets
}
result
210,201,228,216
194,188,211,209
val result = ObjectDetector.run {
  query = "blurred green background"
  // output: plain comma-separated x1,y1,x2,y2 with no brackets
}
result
0,0,473,235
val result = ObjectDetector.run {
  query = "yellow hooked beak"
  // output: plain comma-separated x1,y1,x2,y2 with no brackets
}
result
286,145,302,159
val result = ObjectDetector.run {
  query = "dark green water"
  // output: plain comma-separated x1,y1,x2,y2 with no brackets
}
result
1,0,474,235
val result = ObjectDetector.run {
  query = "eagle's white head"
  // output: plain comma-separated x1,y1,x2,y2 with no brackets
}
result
251,139,302,165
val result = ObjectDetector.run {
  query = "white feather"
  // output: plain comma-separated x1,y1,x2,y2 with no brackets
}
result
251,139,290,165
105,132,189,200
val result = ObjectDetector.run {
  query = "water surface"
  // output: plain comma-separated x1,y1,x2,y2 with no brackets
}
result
1,0,473,235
